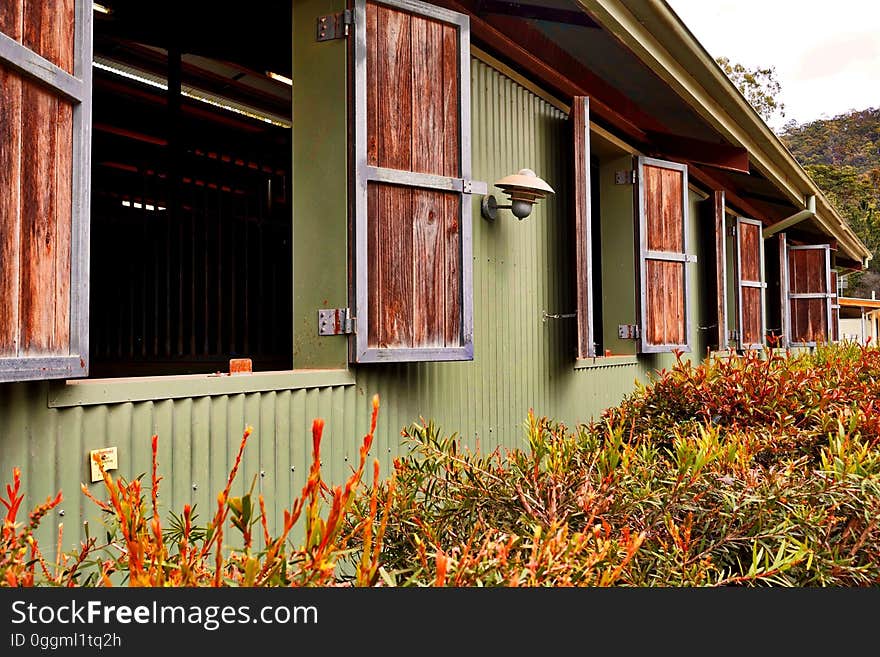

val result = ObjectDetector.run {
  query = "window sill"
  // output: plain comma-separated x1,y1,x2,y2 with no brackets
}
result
574,355,639,370
48,369,356,408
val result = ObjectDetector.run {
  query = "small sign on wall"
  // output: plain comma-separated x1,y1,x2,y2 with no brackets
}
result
89,447,118,483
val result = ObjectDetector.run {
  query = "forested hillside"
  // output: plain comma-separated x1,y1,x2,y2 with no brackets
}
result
780,108,880,296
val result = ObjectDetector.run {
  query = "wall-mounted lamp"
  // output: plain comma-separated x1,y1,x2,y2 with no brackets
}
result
481,168,554,221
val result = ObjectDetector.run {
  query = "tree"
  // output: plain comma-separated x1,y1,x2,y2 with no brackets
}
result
716,56,785,125
782,110,880,297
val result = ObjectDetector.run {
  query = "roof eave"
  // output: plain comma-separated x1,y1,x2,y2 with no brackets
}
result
577,0,872,266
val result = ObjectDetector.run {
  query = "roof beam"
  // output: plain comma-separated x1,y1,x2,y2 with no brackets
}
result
476,1,600,28
646,131,749,174
686,165,776,224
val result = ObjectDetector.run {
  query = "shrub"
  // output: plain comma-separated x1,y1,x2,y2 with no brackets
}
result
3,344,880,586
367,345,880,586
1,396,390,587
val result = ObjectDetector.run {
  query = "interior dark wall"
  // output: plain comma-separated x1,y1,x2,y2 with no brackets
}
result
89,4,293,377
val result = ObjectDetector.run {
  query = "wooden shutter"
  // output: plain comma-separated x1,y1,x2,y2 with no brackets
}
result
0,1,91,382
830,270,840,342
786,244,833,346
735,217,766,349
572,97,594,358
636,157,693,353
352,0,475,363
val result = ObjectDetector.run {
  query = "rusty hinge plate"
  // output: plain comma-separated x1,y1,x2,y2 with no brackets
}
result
318,308,355,335
615,170,636,185
316,10,353,41
618,324,640,340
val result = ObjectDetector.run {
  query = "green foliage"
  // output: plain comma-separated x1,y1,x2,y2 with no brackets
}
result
781,108,880,293
368,344,880,586
716,56,785,124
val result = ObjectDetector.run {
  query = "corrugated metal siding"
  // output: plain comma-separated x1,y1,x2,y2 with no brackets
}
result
0,59,685,555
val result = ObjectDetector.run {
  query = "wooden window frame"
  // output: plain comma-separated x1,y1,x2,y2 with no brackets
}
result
785,243,833,348
351,0,474,363
635,156,693,354
734,216,766,350
0,0,92,382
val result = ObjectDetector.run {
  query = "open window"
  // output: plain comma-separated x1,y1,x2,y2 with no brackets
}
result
0,1,92,382
351,0,474,363
734,216,766,350
784,238,834,347
87,4,293,377
636,157,693,353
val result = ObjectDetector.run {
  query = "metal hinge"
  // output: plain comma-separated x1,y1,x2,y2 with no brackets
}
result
618,324,640,340
318,308,356,335
728,329,739,341
729,224,737,237
615,170,636,185
316,9,353,42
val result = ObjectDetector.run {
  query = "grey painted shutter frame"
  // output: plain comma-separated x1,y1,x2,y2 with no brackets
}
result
735,216,767,350
786,243,833,347
635,156,692,354
351,0,474,363
0,1,92,382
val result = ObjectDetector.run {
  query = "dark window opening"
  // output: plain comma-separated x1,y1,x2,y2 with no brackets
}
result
89,3,292,377
589,156,603,354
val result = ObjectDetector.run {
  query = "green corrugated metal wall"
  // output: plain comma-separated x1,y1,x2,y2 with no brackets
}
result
0,58,703,557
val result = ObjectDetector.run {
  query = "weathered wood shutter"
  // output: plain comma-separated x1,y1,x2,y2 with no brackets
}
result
0,1,91,382
786,244,833,346
572,96,594,358
636,157,693,353
735,217,766,349
830,270,840,342
352,0,474,362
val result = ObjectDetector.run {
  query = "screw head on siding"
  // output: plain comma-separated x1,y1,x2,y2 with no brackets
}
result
59,509,65,517
260,470,265,478
192,483,198,491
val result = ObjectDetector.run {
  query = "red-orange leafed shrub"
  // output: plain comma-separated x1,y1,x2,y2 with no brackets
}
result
606,342,880,455
1,395,391,587
0,468,64,586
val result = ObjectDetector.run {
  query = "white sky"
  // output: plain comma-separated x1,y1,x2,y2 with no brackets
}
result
665,0,880,130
